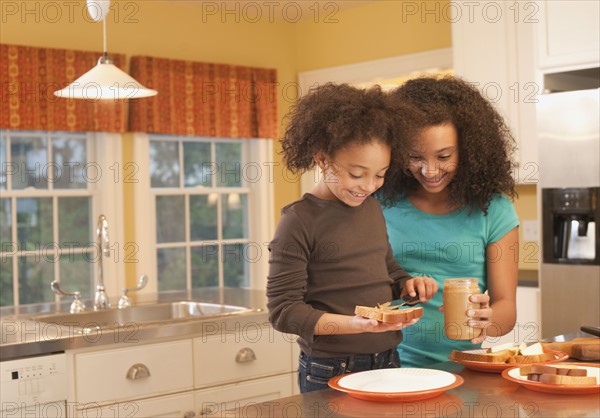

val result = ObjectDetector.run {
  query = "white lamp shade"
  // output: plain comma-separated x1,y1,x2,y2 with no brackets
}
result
86,0,111,22
54,60,157,100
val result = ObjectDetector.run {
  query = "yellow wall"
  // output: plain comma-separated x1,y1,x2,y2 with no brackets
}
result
295,1,451,71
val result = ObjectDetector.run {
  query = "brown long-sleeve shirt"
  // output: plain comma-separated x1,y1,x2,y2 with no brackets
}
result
267,193,411,358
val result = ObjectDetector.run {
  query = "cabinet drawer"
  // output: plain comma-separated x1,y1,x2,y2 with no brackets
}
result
193,327,292,387
74,340,193,405
75,392,195,418
194,374,294,416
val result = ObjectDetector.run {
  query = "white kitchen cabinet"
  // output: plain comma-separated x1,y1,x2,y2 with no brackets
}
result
67,323,296,417
71,339,194,405
193,326,292,388
75,393,195,418
536,0,600,71
194,374,293,416
451,0,539,184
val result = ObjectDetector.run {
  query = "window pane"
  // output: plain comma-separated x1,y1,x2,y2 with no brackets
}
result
157,248,186,291
0,258,13,306
150,141,179,188
60,252,93,301
191,245,218,288
0,198,11,250
184,142,212,188
18,255,54,304
17,198,53,251
190,195,218,241
223,244,249,288
52,135,87,189
0,135,6,190
59,197,91,247
11,136,48,190
156,195,185,243
215,143,242,187
222,193,248,239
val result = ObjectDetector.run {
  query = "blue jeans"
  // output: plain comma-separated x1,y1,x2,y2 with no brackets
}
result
298,349,401,393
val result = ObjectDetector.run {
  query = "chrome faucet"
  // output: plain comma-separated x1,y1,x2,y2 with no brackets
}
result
95,214,111,310
50,281,86,313
118,274,149,309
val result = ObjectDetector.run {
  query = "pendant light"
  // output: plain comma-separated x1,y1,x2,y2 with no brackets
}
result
54,0,157,100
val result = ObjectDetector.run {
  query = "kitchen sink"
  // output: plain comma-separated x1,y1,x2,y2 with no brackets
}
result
32,301,257,333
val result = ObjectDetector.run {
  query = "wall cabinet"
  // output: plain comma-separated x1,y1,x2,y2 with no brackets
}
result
452,0,600,185
67,324,295,417
536,0,600,71
451,0,539,184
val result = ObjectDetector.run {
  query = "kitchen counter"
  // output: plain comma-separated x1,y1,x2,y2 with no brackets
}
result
235,360,600,417
0,288,269,361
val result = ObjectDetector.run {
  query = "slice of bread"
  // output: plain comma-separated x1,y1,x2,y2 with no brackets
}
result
449,349,514,363
354,304,423,324
506,352,556,364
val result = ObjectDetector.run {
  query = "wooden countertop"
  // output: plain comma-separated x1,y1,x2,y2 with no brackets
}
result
235,361,599,417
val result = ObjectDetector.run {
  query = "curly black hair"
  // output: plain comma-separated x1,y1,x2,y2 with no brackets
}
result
280,82,422,179
379,76,517,213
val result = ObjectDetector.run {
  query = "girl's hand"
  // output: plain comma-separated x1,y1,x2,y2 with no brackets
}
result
402,276,438,303
466,293,493,344
351,315,419,333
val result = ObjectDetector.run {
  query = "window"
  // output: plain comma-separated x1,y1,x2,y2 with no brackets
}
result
133,134,273,293
0,130,124,307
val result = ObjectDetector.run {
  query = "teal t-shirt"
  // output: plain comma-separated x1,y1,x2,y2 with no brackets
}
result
383,194,519,367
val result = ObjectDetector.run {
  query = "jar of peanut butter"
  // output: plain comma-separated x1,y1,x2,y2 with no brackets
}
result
443,278,482,340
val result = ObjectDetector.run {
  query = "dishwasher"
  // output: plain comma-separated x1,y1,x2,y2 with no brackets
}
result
1,353,67,417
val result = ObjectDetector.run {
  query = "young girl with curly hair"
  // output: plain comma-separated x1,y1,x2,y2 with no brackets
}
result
380,76,520,367
267,83,438,392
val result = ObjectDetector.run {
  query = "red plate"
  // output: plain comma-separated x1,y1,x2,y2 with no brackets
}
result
450,349,569,373
502,363,600,395
328,368,464,402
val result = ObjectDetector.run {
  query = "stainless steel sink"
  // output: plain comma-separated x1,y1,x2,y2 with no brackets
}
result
32,301,257,333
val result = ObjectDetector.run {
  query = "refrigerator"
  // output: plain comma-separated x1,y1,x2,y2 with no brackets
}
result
538,85,600,339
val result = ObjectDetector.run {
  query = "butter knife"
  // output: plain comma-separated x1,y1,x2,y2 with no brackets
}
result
398,292,421,307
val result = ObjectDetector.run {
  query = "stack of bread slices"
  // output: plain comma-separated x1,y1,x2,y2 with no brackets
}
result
520,364,597,385
450,342,555,364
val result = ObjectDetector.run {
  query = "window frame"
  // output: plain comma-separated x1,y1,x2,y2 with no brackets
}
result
0,130,125,307
132,133,273,294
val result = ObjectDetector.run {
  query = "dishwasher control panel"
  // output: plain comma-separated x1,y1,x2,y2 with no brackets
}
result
1,353,67,411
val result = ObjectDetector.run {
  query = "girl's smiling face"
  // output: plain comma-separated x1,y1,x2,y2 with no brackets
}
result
408,123,459,194
314,140,391,207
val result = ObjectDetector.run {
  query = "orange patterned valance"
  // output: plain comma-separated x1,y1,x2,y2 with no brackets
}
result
0,44,126,133
128,56,278,139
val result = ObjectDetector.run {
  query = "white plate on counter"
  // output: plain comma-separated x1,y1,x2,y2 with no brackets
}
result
328,368,463,402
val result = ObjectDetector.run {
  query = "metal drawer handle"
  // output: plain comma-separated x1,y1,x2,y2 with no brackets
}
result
126,363,151,380
235,347,257,363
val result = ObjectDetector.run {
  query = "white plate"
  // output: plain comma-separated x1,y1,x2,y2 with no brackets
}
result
337,368,457,393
